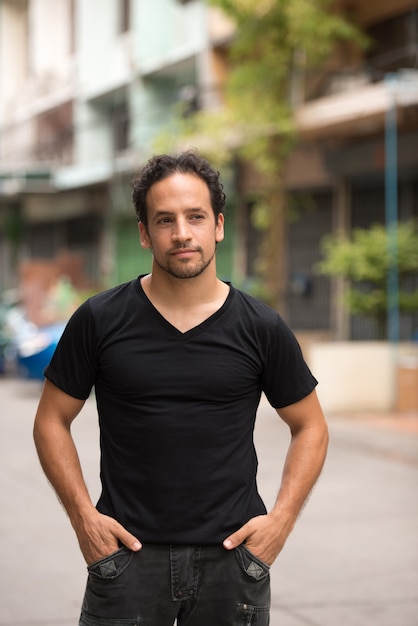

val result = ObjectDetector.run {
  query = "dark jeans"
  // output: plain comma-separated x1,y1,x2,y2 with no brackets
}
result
79,543,270,625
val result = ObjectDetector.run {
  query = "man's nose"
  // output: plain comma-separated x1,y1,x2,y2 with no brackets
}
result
172,218,191,241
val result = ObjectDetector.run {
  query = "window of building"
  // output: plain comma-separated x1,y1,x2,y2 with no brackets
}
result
35,102,73,165
366,9,418,77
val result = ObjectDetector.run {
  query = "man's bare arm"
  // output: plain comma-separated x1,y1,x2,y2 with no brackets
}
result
33,379,141,563
223,389,328,564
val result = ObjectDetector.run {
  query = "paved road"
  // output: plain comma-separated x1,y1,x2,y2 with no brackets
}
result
1,377,417,626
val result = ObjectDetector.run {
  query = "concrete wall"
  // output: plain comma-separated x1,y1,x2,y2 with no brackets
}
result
309,341,418,413
77,0,133,98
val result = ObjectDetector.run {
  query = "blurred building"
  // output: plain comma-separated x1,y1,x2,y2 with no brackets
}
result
286,0,418,342
0,0,234,298
0,0,417,341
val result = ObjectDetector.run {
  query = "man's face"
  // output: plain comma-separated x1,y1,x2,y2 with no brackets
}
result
139,173,224,280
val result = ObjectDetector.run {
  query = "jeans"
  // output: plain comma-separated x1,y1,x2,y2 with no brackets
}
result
79,543,270,625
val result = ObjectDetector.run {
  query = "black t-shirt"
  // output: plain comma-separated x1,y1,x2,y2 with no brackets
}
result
45,277,317,544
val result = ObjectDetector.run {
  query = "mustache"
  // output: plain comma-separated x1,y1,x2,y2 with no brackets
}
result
169,245,202,253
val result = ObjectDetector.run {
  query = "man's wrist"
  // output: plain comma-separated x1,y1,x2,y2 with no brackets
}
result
269,503,298,529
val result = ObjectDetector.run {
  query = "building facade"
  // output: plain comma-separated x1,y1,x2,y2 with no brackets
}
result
285,0,418,341
0,0,234,294
0,0,417,340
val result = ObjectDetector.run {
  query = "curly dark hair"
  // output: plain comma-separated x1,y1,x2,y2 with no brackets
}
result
132,151,226,226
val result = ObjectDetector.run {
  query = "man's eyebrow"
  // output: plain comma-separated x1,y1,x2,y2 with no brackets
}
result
152,207,207,219
186,207,208,214
150,210,174,222
153,210,173,218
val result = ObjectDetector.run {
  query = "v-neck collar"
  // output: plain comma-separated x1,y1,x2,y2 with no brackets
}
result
134,276,233,337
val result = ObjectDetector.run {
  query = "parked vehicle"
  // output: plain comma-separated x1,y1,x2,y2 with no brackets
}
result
0,300,65,380
15,320,65,380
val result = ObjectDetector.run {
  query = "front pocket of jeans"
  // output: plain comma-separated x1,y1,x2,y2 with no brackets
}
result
235,545,270,581
87,547,134,579
241,545,270,571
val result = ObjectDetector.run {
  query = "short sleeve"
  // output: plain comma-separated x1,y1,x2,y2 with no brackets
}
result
261,315,318,409
44,299,97,400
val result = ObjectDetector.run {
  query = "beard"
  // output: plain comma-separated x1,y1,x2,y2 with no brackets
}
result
153,246,216,280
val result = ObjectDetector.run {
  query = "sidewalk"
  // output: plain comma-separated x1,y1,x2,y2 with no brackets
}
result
332,409,418,435
325,408,418,466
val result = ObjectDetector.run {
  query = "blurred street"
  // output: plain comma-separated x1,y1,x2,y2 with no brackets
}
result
1,376,417,626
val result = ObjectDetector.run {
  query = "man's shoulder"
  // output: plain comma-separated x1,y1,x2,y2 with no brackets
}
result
231,286,279,321
229,286,297,342
88,279,138,309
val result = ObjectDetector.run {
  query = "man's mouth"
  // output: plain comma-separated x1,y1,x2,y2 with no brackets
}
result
171,248,199,257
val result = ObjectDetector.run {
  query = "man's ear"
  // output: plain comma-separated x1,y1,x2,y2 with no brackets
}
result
139,222,151,249
215,213,225,244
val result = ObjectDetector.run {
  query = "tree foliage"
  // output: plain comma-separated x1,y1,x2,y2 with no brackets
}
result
317,220,418,338
186,0,366,175
169,0,366,308
198,0,365,172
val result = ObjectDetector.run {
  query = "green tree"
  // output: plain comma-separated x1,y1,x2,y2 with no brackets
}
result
317,220,418,339
176,0,365,310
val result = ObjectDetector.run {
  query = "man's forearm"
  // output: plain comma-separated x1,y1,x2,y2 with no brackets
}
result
33,418,96,525
34,417,116,564
270,419,328,530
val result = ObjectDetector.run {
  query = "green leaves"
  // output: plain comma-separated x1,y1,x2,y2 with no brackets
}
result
317,220,418,333
174,0,366,174
195,0,365,164
318,221,418,281
163,0,366,309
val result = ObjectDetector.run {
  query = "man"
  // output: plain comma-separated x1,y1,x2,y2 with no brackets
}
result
34,151,328,626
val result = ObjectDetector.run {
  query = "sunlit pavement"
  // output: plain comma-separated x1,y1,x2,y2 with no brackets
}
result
1,377,417,626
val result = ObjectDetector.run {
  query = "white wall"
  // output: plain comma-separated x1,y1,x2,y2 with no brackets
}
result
309,342,397,413
77,0,133,98
30,0,72,80
0,1,28,119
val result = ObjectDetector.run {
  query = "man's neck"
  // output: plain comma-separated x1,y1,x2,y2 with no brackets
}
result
143,263,226,305
140,267,230,333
